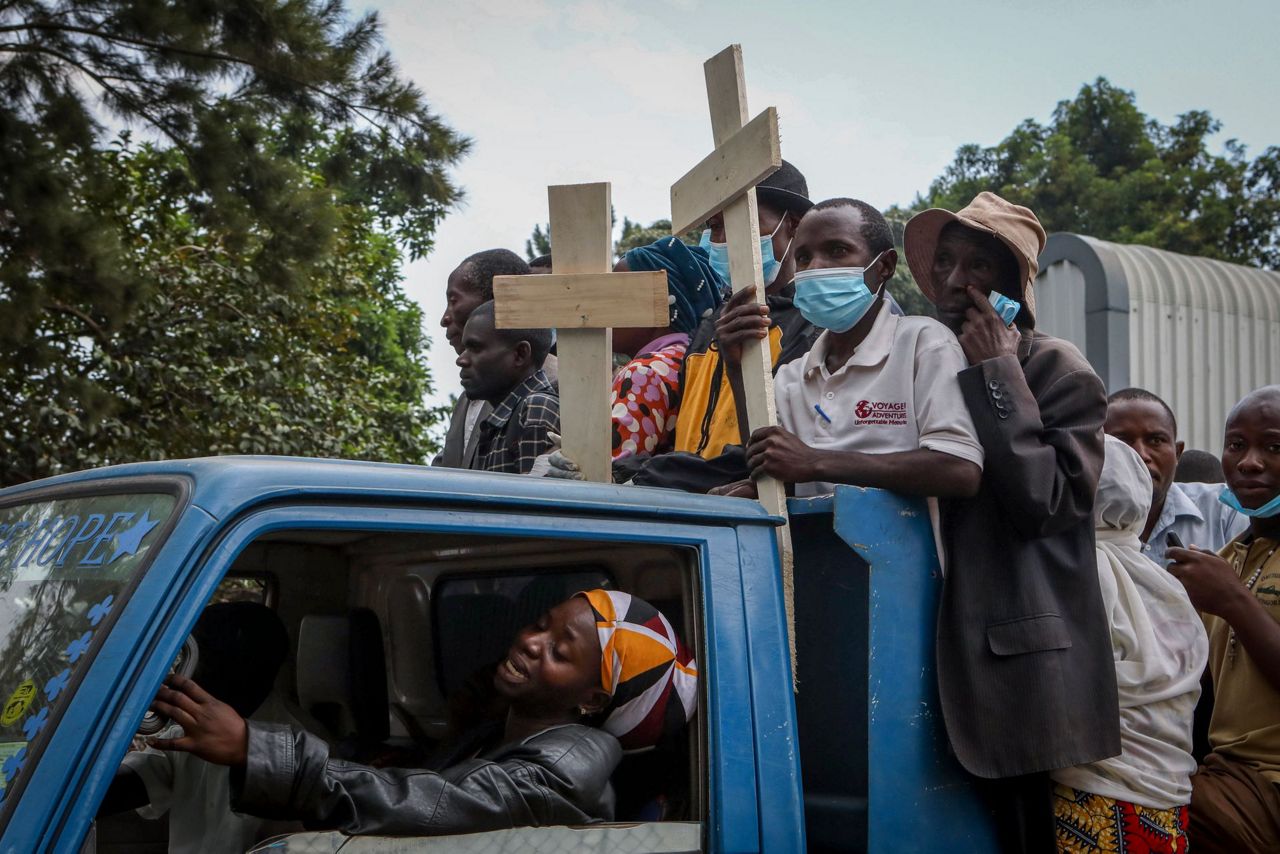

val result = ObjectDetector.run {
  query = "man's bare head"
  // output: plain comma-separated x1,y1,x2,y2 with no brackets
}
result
1222,385,1280,512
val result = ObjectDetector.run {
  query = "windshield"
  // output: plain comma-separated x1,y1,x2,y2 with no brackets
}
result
0,492,176,803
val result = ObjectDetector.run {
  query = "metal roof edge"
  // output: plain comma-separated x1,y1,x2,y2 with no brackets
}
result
1041,232,1131,314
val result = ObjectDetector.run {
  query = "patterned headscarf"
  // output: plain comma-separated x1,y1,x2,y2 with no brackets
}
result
576,589,698,752
623,237,725,335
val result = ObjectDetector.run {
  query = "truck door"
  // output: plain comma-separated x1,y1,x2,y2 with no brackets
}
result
82,498,800,853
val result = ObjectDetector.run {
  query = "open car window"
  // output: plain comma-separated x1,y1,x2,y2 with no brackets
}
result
0,493,176,802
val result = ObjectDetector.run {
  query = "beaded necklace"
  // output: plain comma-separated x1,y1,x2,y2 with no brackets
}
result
1228,539,1280,666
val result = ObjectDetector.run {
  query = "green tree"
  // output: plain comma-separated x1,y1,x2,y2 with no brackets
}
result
1,0,469,347
882,205,937,318
916,78,1280,268
525,223,551,259
0,140,448,486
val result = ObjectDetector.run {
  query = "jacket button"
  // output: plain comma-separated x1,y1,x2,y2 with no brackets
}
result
991,390,1003,399
998,410,1010,420
988,380,999,390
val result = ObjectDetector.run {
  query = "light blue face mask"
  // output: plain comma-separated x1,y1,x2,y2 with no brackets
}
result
988,290,1021,326
791,253,887,333
700,218,789,289
1219,486,1280,518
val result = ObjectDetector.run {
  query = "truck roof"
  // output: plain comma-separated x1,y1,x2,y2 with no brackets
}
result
0,456,781,527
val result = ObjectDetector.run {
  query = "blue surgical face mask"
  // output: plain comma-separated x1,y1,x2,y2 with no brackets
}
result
1219,486,1280,518
791,253,887,333
700,217,790,289
988,291,1021,326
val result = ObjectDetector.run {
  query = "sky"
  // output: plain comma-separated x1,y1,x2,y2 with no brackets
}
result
369,0,1280,410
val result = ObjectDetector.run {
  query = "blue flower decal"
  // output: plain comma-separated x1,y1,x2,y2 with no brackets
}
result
65,631,92,664
21,707,48,741
1,747,26,783
88,594,114,627
44,669,71,702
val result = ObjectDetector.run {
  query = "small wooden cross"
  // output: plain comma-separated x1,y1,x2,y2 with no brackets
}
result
671,44,798,676
492,182,668,483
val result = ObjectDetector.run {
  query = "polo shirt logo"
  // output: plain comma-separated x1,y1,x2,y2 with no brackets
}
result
854,399,908,426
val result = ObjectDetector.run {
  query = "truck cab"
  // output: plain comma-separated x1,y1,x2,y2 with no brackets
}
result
0,457,994,853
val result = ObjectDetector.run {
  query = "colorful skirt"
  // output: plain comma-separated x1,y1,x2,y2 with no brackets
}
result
1053,784,1190,853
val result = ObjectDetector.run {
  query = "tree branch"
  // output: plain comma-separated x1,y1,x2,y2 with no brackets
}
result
0,21,433,138
2,41,195,157
46,300,110,345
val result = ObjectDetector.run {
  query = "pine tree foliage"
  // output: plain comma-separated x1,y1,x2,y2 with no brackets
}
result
0,0,468,484
1,0,469,344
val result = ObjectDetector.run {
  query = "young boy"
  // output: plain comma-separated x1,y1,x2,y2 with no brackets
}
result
1168,385,1280,854
456,301,558,475
714,197,984,501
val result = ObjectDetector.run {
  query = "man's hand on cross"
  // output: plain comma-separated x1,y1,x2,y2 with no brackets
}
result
715,285,771,367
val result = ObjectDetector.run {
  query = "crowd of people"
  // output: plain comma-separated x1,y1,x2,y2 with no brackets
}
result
420,161,1280,853
110,161,1280,853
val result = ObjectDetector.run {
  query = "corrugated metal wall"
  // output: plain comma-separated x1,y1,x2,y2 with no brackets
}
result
1036,261,1088,349
1035,235,1280,454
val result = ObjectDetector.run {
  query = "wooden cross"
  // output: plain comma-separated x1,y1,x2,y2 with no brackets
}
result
670,44,798,675
492,182,668,483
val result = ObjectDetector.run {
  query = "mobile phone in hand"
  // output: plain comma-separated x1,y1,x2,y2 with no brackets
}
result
1166,531,1186,551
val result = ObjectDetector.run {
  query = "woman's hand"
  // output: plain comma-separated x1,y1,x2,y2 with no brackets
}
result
714,286,769,367
957,286,1020,365
1166,545,1251,618
148,675,249,767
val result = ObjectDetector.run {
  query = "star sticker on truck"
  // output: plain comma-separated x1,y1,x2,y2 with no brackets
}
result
108,511,159,564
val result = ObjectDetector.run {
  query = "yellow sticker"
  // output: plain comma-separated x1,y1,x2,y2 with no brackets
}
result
1,680,36,727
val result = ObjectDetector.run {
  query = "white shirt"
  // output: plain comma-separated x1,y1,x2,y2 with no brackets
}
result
461,397,486,451
774,309,983,569
774,308,985,497
1143,480,1247,564
1052,437,1208,808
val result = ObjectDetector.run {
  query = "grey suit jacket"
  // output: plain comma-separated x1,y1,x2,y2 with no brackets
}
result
937,330,1121,779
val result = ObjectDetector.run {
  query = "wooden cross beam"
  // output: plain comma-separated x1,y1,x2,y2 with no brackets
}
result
672,44,798,677
492,182,668,483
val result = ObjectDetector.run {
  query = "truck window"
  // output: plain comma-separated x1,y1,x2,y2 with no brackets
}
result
111,524,704,851
209,573,275,607
433,569,612,699
0,493,176,802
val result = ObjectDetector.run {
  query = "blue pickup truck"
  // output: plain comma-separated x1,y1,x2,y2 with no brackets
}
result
0,457,997,853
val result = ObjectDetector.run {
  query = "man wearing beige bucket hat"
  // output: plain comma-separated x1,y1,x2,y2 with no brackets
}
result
905,192,1121,851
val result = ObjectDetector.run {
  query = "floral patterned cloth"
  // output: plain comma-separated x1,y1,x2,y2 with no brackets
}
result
612,334,688,460
1054,784,1189,854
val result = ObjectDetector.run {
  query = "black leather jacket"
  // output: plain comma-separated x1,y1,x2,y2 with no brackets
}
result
231,722,622,836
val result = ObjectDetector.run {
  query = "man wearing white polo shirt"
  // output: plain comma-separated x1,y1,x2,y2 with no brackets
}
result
713,198,984,502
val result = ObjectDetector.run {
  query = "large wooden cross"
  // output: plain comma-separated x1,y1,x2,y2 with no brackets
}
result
670,44,798,672
492,182,668,483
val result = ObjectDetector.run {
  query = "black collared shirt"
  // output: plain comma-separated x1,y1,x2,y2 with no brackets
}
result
473,370,560,475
